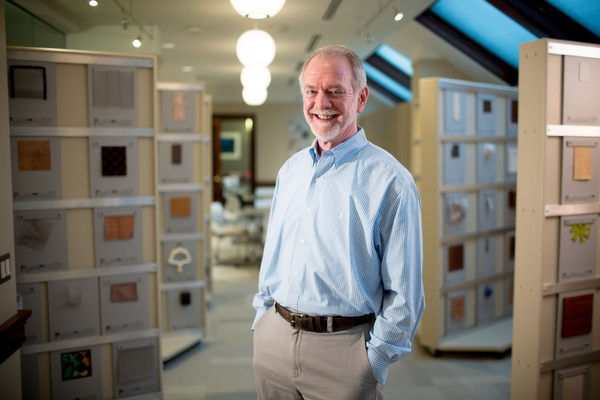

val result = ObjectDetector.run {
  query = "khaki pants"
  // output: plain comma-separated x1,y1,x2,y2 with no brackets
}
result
253,305,384,400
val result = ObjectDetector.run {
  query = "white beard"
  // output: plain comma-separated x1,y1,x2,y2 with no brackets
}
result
311,122,342,143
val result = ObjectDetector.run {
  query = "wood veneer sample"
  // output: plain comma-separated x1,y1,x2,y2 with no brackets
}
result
18,140,51,171
562,294,593,338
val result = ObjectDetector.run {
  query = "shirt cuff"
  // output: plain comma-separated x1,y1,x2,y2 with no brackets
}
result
367,346,389,385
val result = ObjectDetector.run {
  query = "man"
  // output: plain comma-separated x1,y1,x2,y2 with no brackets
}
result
252,45,424,400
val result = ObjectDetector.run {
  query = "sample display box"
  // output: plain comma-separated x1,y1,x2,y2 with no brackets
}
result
7,59,58,127
11,136,62,201
93,206,143,267
14,209,68,274
47,277,100,341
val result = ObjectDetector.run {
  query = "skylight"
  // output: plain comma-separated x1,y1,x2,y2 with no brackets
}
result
545,0,600,38
363,44,413,104
375,44,413,77
429,0,538,69
364,63,412,103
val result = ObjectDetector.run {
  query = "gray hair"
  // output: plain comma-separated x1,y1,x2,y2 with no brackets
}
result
298,45,367,94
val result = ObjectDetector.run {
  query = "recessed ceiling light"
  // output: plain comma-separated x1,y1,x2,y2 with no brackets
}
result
182,66,194,72
161,43,176,49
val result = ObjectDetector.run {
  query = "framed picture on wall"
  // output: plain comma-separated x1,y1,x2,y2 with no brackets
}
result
220,131,242,160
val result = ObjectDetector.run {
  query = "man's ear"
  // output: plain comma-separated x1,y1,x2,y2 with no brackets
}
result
356,86,369,113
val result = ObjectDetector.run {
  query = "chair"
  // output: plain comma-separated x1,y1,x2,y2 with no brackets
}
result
210,201,247,263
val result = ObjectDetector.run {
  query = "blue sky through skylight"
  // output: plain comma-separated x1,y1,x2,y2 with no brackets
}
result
375,44,413,76
430,0,538,69
363,63,413,102
545,0,600,38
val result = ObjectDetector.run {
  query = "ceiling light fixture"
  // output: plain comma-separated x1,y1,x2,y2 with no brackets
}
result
364,33,374,43
236,29,276,67
242,87,268,106
111,0,153,47
230,0,286,19
89,0,98,6
241,66,272,89
392,7,404,21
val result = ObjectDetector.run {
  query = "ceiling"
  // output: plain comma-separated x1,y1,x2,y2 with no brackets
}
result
11,0,505,105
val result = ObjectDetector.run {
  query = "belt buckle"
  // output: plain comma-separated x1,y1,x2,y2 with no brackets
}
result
290,312,305,328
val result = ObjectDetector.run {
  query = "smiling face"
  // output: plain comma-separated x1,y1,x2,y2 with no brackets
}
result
301,54,368,150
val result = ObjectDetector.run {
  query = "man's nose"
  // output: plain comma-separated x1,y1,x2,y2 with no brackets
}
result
315,91,332,108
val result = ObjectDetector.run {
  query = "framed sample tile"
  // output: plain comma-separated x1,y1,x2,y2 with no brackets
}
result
158,141,194,184
17,283,43,344
477,283,495,324
7,60,57,126
99,274,148,335
562,55,600,126
94,206,142,267
444,192,468,236
50,345,102,400
11,137,62,201
553,364,591,400
446,290,467,334
477,189,497,231
445,241,467,287
444,90,467,135
161,90,198,133
476,236,496,278
89,137,139,197
505,231,516,272
163,192,198,233
476,143,497,183
163,241,198,283
112,338,159,398
88,65,137,127
505,143,518,183
560,137,599,205
443,142,466,186
555,290,594,360
21,354,40,400
168,287,202,330
506,97,518,137
14,209,68,274
505,187,517,226
505,277,514,316
47,278,100,341
476,92,496,136
558,214,597,282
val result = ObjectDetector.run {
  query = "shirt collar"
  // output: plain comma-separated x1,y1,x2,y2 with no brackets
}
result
309,127,368,167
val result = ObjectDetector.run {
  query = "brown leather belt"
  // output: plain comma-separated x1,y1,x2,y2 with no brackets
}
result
275,303,374,333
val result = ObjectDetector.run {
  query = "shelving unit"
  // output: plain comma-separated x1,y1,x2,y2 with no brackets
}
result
155,82,210,362
417,77,518,355
511,38,600,400
10,47,162,399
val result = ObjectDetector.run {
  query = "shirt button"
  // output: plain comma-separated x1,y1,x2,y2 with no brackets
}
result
290,301,294,306
306,208,311,212
300,239,305,244
293,270,298,275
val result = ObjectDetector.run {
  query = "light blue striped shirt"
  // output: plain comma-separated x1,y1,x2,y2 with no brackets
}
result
252,128,424,384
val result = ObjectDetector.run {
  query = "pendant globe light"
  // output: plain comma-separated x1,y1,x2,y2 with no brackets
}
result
230,0,286,19
236,29,276,67
240,65,271,89
242,87,268,106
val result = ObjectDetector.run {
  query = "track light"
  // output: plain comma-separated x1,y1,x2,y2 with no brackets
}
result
392,7,403,22
132,35,142,48
89,0,98,6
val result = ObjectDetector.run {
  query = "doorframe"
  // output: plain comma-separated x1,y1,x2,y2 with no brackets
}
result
212,114,256,203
